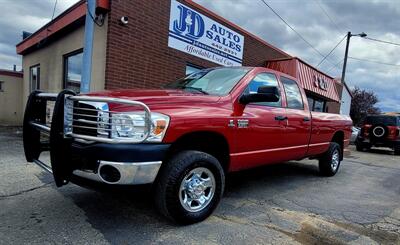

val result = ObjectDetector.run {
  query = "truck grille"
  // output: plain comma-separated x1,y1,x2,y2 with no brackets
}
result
72,102,103,137
65,100,111,140
63,95,151,144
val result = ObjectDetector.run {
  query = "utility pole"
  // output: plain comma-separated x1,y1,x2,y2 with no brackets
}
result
341,32,367,83
81,0,96,93
341,32,351,83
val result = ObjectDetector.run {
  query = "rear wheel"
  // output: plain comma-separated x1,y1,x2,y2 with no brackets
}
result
319,142,342,177
394,145,400,156
356,141,371,152
154,150,225,224
356,141,364,152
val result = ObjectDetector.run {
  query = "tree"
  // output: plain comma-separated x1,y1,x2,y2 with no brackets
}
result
350,86,381,126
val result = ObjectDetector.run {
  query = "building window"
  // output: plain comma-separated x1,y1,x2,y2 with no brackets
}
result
64,50,83,92
0,81,4,92
281,76,304,109
186,64,203,75
307,95,327,112
29,65,40,92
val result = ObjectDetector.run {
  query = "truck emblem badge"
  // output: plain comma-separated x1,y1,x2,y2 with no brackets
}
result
237,119,249,128
228,120,235,127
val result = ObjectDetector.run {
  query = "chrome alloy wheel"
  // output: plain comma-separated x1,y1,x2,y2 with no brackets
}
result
179,167,216,212
331,149,340,171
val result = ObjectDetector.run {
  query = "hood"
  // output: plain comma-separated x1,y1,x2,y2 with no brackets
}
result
85,88,222,106
82,89,232,119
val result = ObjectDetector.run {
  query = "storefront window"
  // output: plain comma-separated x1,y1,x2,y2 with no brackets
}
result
29,65,40,92
314,99,325,112
307,95,327,112
186,64,203,75
64,50,83,92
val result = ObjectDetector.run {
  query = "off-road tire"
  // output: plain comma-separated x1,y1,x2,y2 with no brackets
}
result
319,142,342,177
356,141,371,152
355,141,364,152
394,145,400,156
154,150,225,224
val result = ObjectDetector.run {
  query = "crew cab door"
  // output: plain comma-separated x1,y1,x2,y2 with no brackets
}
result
279,76,311,159
232,72,289,170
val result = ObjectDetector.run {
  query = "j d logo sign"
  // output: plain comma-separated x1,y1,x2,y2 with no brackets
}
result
314,75,328,91
168,0,244,66
173,6,204,39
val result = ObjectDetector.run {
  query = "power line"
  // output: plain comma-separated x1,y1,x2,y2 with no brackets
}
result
327,58,344,73
348,56,400,67
259,0,332,63
363,37,400,47
313,0,345,34
317,34,346,67
50,0,58,21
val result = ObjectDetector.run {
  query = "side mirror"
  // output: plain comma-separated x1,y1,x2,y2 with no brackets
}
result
239,86,280,104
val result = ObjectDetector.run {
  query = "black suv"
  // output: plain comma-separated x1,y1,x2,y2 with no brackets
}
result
356,115,400,155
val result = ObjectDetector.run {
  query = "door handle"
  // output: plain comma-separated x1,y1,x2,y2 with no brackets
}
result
275,115,288,121
303,117,310,122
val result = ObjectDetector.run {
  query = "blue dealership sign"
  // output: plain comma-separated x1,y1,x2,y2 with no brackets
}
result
168,0,244,66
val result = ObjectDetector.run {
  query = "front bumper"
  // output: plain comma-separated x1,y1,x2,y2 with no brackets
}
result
71,143,170,185
357,136,400,148
22,90,170,187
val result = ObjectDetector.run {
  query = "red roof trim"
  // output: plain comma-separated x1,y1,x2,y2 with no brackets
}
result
16,0,86,55
0,69,23,78
182,0,291,58
267,57,334,79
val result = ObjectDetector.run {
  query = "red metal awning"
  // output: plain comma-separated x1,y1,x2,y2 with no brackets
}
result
266,57,340,102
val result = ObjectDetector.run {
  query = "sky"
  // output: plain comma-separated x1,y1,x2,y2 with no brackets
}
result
0,0,399,112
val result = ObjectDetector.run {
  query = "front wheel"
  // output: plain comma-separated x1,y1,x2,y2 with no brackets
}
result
319,142,342,177
154,150,225,224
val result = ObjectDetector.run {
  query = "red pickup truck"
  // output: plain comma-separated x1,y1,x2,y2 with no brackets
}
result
23,67,352,224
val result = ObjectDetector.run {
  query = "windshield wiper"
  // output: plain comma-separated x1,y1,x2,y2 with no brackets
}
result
182,86,209,95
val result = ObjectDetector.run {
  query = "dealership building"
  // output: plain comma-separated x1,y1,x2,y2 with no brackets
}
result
13,0,351,125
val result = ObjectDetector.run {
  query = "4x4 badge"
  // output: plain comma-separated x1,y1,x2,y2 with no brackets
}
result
238,119,249,128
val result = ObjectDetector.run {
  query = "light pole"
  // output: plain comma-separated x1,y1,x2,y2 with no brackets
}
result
341,32,367,83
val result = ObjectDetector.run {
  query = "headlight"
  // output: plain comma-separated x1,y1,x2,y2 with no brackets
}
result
110,112,169,142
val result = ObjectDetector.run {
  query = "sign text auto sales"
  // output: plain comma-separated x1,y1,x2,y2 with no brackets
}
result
168,0,244,66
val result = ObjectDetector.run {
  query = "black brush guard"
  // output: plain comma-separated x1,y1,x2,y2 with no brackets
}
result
23,90,76,187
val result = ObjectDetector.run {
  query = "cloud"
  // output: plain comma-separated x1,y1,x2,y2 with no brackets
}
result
0,0,78,70
194,0,400,112
0,0,398,112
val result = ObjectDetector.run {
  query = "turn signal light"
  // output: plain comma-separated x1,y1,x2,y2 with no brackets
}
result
153,120,167,135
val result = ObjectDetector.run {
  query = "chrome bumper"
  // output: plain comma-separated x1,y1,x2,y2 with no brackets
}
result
73,160,162,185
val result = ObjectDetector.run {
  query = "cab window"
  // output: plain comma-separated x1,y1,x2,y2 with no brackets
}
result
281,77,304,109
244,72,281,107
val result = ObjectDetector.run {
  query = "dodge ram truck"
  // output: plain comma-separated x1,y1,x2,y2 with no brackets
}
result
23,67,352,224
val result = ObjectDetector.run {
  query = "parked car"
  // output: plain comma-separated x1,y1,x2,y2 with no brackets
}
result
350,126,360,144
23,67,352,224
356,115,400,155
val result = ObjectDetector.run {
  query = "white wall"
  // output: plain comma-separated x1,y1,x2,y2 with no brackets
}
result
340,88,352,115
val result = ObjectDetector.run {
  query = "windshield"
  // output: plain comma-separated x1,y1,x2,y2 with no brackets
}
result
165,67,251,96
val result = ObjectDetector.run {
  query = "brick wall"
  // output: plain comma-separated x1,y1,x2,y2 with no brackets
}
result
326,82,343,114
104,0,289,90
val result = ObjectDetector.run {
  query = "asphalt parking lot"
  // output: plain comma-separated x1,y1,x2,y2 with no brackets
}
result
1,126,399,244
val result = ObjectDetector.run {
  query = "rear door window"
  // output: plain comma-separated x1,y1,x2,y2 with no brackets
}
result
281,77,304,109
